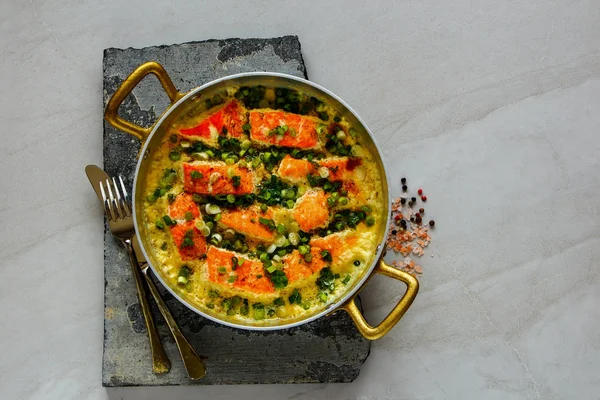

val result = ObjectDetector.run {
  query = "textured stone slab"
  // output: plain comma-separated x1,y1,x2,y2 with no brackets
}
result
102,36,371,386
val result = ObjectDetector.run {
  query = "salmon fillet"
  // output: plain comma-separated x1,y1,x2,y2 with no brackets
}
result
249,110,319,149
179,100,244,141
182,162,254,195
170,221,207,260
277,155,315,183
293,189,330,232
282,247,327,283
168,193,200,220
310,230,359,263
278,155,360,183
219,206,275,242
206,246,274,293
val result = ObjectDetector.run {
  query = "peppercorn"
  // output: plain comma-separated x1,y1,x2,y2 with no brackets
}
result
419,208,425,214
402,185,408,191
418,188,423,195
421,195,427,201
392,230,397,235
408,201,413,207
401,177,406,184
429,220,435,227
411,197,417,202
415,212,420,218
415,216,422,224
400,197,406,205
410,216,415,222
400,219,407,227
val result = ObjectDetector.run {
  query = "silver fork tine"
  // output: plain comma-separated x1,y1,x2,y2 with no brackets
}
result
99,181,111,218
112,177,125,219
118,175,132,217
105,178,118,220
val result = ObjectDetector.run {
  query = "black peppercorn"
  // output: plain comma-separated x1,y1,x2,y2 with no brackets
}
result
354,260,361,266
402,185,408,191
400,219,407,227
411,197,417,202
419,208,425,214
410,216,415,222
400,197,406,205
392,230,397,235
408,201,413,207
401,177,406,184
429,220,435,227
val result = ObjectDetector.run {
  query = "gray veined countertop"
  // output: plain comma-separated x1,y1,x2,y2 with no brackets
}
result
1,1,599,399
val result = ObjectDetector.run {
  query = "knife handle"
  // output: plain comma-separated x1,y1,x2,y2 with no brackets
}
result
123,239,171,374
142,271,207,380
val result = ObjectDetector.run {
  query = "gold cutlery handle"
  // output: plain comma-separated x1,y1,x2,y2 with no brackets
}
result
142,271,207,380
123,239,171,374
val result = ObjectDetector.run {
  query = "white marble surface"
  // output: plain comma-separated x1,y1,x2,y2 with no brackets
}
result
1,0,599,399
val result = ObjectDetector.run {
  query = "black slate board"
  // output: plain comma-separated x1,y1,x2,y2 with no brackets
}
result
102,36,371,386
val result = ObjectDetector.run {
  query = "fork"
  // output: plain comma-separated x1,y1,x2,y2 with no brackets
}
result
101,176,206,380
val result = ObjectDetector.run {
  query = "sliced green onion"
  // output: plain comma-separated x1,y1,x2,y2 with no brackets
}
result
214,213,222,221
226,194,236,203
276,224,287,235
210,233,223,244
177,276,188,285
298,245,309,255
180,140,191,148
226,158,235,165
336,131,346,141
184,212,193,221
155,220,165,230
339,197,348,205
200,226,211,237
241,140,252,150
286,199,295,208
260,204,268,212
205,150,215,157
147,195,157,203
318,167,330,179
205,221,214,230
191,152,209,161
288,232,300,246
266,244,277,254
365,215,375,226
205,204,221,215
274,235,287,247
266,265,277,273
319,292,328,302
217,266,227,274
169,150,181,161
223,229,236,240
361,205,372,213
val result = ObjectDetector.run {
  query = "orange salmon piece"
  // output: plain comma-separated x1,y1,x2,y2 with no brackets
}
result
179,100,244,140
310,231,359,262
277,155,316,183
219,207,275,242
168,193,200,220
170,221,207,260
282,247,327,283
249,110,319,149
293,189,330,232
206,246,274,293
182,162,254,195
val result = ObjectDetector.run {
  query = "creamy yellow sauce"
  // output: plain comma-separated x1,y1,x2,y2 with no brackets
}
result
141,85,384,326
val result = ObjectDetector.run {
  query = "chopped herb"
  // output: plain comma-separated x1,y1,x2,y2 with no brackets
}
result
217,266,227,274
162,215,177,226
190,170,203,179
319,292,328,302
273,297,285,307
167,193,176,203
316,267,335,292
160,242,167,250
232,175,241,188
342,275,351,285
258,217,276,231
184,212,194,221
288,289,302,305
155,219,165,230
268,270,288,289
256,274,263,279
227,275,237,283
208,289,220,298
321,250,332,262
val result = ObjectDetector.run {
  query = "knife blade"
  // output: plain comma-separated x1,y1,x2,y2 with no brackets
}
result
85,165,147,263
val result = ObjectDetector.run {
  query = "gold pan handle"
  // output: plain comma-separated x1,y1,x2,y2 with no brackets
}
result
104,61,184,143
342,260,419,340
